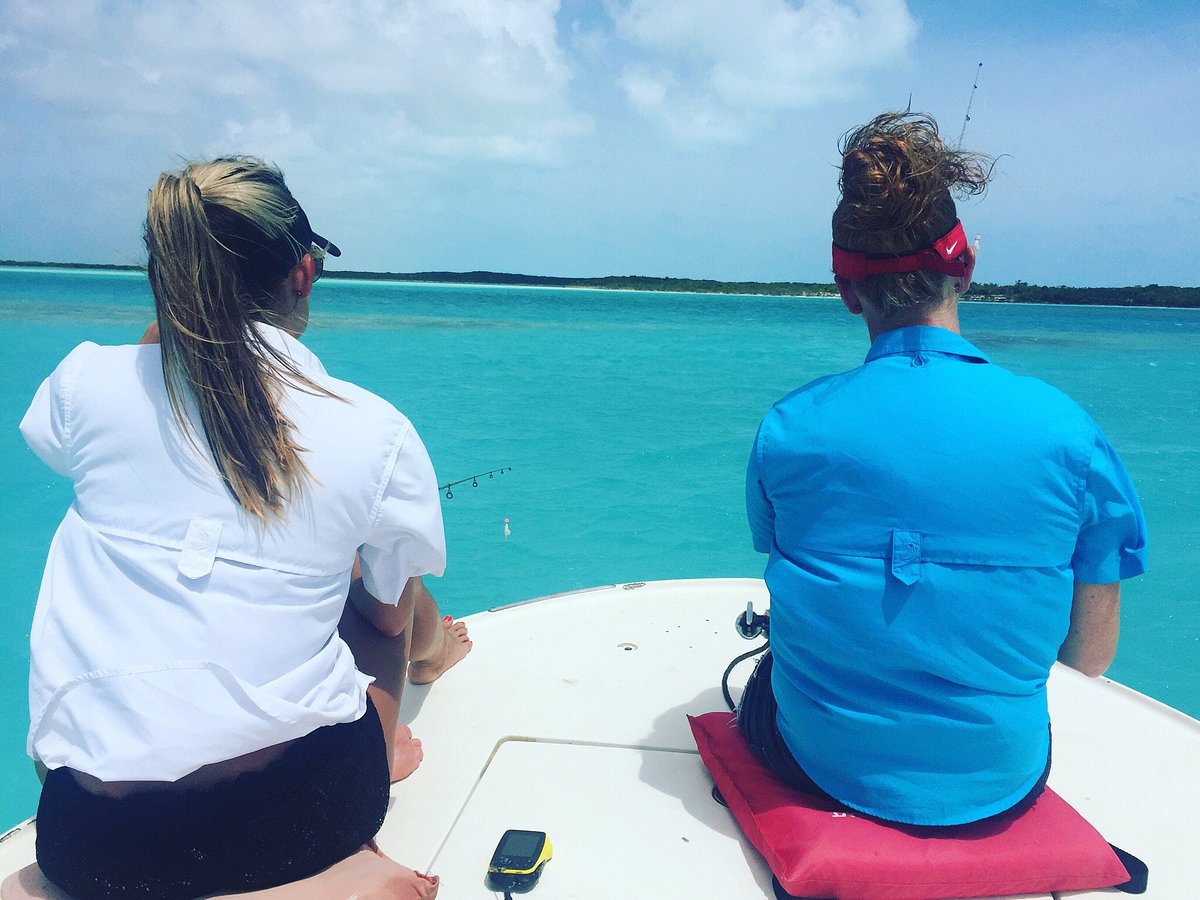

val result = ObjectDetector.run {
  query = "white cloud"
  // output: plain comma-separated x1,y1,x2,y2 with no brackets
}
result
0,0,592,166
617,66,748,144
568,15,609,59
214,113,319,164
608,0,918,143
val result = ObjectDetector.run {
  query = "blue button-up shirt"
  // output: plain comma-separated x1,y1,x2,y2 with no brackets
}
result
746,326,1147,825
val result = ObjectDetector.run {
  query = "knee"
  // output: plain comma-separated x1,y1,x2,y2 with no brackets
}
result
1,865,70,900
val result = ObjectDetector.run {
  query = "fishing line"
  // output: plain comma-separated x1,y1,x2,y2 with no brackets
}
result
439,467,512,500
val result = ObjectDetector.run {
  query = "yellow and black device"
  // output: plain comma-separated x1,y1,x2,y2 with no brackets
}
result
485,829,553,895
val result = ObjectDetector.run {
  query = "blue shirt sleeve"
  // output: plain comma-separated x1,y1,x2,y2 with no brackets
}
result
1071,428,1148,583
746,423,775,554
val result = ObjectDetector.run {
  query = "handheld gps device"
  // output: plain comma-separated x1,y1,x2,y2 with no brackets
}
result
485,829,553,894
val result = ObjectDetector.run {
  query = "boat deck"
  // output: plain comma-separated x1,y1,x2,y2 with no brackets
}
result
3,578,1198,898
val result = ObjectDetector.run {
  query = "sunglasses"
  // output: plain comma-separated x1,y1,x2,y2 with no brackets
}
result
309,244,328,282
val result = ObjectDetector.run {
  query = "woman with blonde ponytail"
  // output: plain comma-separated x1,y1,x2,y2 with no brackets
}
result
15,158,466,898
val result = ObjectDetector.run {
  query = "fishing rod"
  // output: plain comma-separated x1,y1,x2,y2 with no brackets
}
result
957,62,983,146
439,467,512,499
957,62,990,256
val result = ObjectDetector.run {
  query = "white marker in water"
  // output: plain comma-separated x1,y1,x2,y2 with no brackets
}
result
974,233,982,253
503,517,511,540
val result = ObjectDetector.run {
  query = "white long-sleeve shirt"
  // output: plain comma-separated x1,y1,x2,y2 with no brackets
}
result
20,325,445,782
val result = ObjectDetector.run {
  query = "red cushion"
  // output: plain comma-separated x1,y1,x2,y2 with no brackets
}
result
688,711,1130,900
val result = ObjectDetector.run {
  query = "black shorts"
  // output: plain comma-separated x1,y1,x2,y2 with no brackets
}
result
736,650,1051,827
35,698,390,900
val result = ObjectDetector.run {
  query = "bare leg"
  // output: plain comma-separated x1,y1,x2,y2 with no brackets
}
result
338,590,422,782
1,866,73,900
340,566,471,779
406,578,472,686
0,852,439,900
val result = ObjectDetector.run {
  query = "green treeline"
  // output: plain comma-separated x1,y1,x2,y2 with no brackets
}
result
969,281,1199,308
332,270,1200,307
330,269,836,296
2,260,144,272
3,261,1198,307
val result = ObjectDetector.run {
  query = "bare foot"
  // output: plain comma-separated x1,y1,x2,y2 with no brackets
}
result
203,847,438,898
408,616,472,685
0,856,439,900
406,871,439,899
391,722,424,783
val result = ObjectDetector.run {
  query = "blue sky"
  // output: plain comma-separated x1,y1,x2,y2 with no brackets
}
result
1,0,1197,287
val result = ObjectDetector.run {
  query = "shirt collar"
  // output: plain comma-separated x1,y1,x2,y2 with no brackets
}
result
252,322,327,376
864,326,990,365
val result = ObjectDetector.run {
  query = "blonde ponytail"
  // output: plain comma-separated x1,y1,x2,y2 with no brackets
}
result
144,157,335,521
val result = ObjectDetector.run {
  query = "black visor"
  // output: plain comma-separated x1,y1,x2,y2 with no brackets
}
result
230,202,341,285
291,204,341,258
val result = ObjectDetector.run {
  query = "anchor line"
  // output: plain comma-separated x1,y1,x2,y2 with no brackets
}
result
439,467,512,499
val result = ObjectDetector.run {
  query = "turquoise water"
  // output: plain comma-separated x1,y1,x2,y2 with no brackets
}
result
2,267,1197,828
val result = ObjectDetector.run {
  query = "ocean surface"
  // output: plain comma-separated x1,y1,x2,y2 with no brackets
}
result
2,267,1197,828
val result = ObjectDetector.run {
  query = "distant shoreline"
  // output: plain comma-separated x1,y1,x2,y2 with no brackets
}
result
3,260,1197,308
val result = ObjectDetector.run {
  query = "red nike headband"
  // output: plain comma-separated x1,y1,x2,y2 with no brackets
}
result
832,220,969,280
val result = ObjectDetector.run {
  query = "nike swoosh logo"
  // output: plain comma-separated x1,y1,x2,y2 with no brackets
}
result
945,240,959,255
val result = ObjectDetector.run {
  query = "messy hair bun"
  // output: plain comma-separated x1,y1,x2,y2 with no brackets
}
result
832,111,993,313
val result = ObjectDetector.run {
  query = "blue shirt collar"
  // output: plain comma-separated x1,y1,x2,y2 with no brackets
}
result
865,326,990,365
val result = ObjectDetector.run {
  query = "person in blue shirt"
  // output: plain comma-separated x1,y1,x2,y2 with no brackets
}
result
741,111,1148,827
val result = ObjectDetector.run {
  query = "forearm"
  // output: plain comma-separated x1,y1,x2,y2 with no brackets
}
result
1057,582,1120,677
